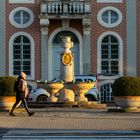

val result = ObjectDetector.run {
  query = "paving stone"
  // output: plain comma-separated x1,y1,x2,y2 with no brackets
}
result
0,108,140,130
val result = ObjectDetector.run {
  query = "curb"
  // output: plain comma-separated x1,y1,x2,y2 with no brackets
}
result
2,129,140,136
108,108,140,113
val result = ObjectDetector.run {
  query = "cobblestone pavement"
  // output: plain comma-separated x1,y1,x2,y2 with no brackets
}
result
0,107,140,130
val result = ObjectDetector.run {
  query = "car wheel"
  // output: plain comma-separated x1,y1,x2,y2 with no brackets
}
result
85,94,96,101
37,95,48,103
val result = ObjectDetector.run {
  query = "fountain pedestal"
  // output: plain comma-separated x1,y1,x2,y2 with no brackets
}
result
58,83,77,102
59,36,75,102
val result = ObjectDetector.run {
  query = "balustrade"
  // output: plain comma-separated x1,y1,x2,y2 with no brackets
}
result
41,1,91,16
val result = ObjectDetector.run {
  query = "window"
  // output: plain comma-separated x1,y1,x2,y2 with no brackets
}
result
101,35,119,75
9,7,34,28
97,6,122,28
13,35,31,76
102,10,118,24
9,32,35,79
14,10,30,24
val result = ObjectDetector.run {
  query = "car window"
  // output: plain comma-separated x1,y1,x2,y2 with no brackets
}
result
74,75,97,82
85,79,94,82
75,78,83,82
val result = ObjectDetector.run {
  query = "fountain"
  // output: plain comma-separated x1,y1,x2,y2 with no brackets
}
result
45,82,64,102
45,36,94,104
74,82,94,102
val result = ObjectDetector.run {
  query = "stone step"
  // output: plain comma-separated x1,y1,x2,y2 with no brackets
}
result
28,101,107,109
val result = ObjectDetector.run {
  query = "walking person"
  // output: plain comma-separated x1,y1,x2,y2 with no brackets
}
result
9,72,34,116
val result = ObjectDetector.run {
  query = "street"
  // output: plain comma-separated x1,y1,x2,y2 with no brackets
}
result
0,107,140,139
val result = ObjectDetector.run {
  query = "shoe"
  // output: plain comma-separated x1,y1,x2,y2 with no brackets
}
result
9,113,16,116
29,112,34,117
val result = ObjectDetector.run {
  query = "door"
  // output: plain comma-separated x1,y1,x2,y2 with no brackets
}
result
52,31,80,80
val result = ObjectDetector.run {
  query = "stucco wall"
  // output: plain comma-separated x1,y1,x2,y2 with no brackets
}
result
126,0,137,76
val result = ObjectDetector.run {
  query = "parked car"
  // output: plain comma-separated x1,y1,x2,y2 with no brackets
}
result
28,88,50,103
74,75,100,102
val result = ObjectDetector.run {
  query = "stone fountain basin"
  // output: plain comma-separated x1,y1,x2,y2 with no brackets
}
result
74,82,94,93
45,82,64,94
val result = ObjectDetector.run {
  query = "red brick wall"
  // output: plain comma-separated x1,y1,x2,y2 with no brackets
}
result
48,19,83,38
48,19,62,36
6,0,128,79
6,1,83,80
90,0,127,75
70,19,83,35
6,0,41,80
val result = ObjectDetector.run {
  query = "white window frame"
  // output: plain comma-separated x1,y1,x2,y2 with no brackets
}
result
9,7,34,28
97,6,122,28
97,31,123,80
9,0,34,3
9,32,35,80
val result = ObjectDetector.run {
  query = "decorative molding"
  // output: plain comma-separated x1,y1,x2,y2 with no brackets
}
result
82,18,91,28
40,19,49,35
83,29,91,35
82,18,91,35
62,19,70,31
40,27,49,35
40,18,50,27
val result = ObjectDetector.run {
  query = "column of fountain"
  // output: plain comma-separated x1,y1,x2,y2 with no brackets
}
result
58,36,75,102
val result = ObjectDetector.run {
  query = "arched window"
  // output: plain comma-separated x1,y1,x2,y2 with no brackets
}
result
13,35,31,75
101,35,119,75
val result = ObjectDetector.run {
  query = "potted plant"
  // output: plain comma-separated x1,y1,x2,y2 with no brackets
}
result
0,76,17,109
112,76,140,109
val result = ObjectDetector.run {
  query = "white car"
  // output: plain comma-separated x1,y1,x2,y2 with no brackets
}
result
28,88,50,103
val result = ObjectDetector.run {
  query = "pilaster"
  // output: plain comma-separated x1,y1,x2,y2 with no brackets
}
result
82,18,91,74
40,18,50,80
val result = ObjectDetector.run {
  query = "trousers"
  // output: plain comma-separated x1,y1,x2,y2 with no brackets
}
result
10,97,30,115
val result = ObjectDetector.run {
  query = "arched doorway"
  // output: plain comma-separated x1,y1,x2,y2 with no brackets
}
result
52,31,80,79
